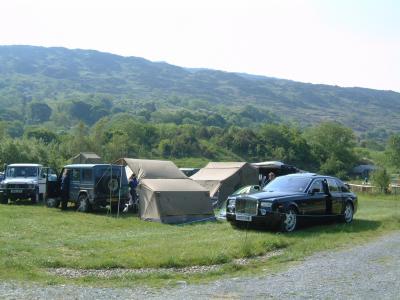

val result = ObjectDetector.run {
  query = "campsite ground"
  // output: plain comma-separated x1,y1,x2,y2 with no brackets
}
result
2,231,400,299
0,194,399,291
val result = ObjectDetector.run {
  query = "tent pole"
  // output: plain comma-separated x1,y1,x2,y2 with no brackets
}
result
109,164,112,215
117,165,122,218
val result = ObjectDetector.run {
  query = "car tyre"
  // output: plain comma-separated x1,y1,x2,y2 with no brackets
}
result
230,220,248,229
0,194,7,204
60,199,68,210
77,194,91,213
31,191,39,204
281,206,298,232
46,198,60,208
342,202,354,223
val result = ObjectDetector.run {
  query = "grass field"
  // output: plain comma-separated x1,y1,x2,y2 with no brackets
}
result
0,193,399,287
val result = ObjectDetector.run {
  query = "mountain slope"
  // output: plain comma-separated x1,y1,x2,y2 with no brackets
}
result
0,45,399,133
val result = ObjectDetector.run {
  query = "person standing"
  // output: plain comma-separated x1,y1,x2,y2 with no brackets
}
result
124,173,138,213
265,172,276,185
60,169,70,210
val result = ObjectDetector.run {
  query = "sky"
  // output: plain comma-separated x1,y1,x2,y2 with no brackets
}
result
1,0,399,91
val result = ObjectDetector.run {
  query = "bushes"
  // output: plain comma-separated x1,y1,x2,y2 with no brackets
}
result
371,168,391,194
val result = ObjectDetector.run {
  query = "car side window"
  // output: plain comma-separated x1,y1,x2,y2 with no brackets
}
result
327,179,339,192
49,168,57,176
72,169,80,182
82,169,93,183
336,180,349,192
309,179,323,193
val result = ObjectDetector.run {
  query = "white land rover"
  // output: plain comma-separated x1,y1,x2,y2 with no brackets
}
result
0,163,57,204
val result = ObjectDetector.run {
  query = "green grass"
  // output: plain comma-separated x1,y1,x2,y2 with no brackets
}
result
0,194,399,287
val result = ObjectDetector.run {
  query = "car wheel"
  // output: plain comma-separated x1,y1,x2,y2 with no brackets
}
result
342,202,354,223
60,199,68,210
32,191,39,204
230,220,248,229
281,207,298,232
0,194,7,204
77,194,91,213
46,198,60,208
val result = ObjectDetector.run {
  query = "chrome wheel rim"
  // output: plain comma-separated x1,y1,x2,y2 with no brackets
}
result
285,210,297,232
344,203,353,223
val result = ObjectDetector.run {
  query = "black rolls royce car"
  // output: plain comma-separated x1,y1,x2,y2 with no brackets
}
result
226,173,357,232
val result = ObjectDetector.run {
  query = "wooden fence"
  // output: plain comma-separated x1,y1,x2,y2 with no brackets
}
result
347,183,400,194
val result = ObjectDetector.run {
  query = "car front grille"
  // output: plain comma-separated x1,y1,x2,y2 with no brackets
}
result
7,184,29,189
235,197,258,215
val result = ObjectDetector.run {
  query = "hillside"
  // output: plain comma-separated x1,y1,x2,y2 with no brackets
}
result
0,45,399,134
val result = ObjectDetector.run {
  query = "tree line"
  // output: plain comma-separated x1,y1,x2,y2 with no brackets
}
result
0,115,399,180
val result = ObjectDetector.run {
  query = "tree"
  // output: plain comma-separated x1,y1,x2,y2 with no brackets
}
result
6,121,24,138
24,127,59,144
69,101,92,124
385,134,400,170
28,102,52,123
304,122,358,177
371,168,391,194
257,124,314,169
70,122,91,154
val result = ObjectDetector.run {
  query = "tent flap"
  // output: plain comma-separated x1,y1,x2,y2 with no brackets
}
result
116,158,187,180
191,162,259,207
117,158,214,224
138,179,214,224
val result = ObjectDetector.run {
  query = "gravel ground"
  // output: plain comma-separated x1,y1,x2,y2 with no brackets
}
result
1,231,400,299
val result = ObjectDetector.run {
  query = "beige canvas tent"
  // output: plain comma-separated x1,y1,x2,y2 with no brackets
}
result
116,158,214,224
71,152,102,164
191,162,259,207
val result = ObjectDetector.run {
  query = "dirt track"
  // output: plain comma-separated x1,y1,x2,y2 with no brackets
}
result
1,231,400,299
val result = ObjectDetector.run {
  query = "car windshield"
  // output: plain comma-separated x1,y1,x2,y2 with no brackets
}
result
263,176,311,193
232,186,251,195
6,166,38,178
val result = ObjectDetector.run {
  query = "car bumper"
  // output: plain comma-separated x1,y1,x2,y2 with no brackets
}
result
0,188,36,199
93,196,129,206
226,211,282,227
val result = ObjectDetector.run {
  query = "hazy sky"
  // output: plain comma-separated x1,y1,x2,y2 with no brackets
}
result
1,0,399,91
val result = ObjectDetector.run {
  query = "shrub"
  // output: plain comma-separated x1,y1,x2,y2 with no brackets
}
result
371,168,391,193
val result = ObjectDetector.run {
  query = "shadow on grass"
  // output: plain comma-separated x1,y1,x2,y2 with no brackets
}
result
234,217,382,236
30,201,140,219
298,218,382,233
3,199,37,205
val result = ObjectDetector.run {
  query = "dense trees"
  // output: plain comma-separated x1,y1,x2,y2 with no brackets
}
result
385,134,400,169
304,122,358,177
28,102,52,123
0,114,366,179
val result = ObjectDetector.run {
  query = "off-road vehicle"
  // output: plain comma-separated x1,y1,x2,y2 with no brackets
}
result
0,163,57,204
46,164,129,212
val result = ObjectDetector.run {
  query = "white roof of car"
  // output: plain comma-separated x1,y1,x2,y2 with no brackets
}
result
8,163,43,167
251,161,284,168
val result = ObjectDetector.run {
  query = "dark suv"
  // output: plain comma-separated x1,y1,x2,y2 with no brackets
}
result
46,164,129,212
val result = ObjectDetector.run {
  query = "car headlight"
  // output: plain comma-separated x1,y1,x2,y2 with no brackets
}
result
260,201,273,208
228,199,236,207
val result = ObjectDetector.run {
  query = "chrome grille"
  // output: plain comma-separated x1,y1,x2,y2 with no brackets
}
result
8,184,29,189
235,198,258,215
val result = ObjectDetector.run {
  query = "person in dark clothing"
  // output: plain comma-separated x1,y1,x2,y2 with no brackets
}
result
322,179,332,214
124,173,138,213
60,169,71,210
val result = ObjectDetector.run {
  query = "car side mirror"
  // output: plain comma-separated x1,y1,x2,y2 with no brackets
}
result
48,174,57,182
309,188,320,195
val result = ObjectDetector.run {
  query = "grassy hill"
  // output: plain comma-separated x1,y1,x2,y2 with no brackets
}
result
0,45,399,134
